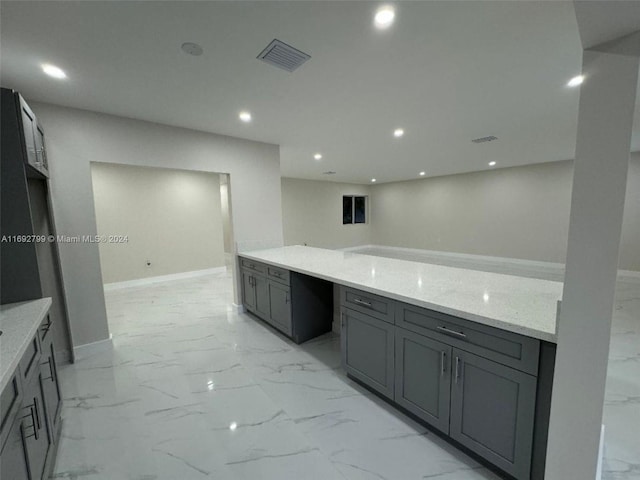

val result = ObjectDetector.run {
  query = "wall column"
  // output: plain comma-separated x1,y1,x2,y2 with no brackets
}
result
545,47,639,478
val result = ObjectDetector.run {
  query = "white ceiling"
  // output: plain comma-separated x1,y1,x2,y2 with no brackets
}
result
1,1,639,184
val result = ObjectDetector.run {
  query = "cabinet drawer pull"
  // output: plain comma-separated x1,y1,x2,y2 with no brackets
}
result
455,357,461,384
441,351,446,376
21,401,39,440
41,357,54,381
354,298,372,308
437,326,466,338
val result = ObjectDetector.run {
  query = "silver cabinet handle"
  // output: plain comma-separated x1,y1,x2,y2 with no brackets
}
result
437,326,466,338
285,292,290,304
441,351,446,376
455,357,461,384
354,298,372,308
341,313,345,329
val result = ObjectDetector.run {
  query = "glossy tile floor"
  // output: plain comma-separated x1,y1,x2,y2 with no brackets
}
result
52,272,640,480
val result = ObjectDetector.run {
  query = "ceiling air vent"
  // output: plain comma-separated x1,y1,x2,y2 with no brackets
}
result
257,39,311,72
323,171,336,175
471,135,498,144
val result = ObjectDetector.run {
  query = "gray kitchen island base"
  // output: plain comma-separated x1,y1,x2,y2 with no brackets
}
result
238,251,558,480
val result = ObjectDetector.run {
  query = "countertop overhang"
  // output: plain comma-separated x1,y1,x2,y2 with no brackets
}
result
239,246,562,343
0,297,52,392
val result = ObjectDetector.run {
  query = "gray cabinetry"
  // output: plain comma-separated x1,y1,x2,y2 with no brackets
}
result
0,414,30,480
240,256,333,344
395,328,451,434
268,281,292,335
0,308,63,480
242,268,269,318
341,308,394,399
21,372,51,480
450,348,536,480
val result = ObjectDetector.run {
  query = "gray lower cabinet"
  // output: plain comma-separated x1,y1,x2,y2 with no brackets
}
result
40,337,63,436
450,348,537,480
268,281,292,335
0,311,63,480
242,270,257,311
395,328,452,434
1,414,30,480
242,270,269,319
22,372,51,480
341,308,394,399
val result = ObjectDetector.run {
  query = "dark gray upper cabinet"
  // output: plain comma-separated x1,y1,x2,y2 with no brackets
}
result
268,281,292,335
17,93,48,178
341,308,394,399
395,328,452,434
0,414,30,480
450,348,537,480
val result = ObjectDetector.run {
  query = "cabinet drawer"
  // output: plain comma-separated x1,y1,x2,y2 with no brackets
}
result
19,336,41,384
1,375,22,443
240,258,266,274
341,287,394,324
267,266,290,285
396,303,540,375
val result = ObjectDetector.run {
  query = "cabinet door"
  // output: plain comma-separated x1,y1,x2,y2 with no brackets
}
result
0,414,30,480
40,338,62,435
34,122,48,174
18,96,38,168
254,273,270,320
395,328,452,434
341,309,394,399
242,270,256,311
268,281,292,335
450,349,536,480
22,373,51,480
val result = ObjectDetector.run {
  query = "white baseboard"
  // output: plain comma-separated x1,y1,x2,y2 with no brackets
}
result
103,267,227,291
73,334,113,361
229,303,245,313
340,245,640,284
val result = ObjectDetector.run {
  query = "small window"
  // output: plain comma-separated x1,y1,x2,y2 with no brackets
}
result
343,195,367,224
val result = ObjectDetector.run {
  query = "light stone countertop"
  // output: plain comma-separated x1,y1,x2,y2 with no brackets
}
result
0,298,52,392
239,246,562,343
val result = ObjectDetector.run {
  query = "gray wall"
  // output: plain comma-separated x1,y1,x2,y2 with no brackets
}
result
34,102,283,347
371,154,640,271
281,178,372,249
91,163,226,284
281,155,640,272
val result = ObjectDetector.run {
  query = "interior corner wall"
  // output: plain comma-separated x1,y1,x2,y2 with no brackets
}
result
370,154,640,271
281,177,372,249
32,102,283,348
90,163,225,284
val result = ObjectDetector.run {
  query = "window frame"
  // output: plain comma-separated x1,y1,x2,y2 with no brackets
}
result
343,195,367,225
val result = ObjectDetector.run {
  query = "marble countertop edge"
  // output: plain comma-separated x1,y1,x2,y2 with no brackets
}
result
0,298,52,392
239,247,560,343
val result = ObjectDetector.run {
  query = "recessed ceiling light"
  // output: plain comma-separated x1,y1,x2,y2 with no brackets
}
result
419,171,426,176
42,64,66,79
314,153,322,160
374,6,396,29
488,161,497,166
181,42,203,56
567,75,584,87
229,422,238,431
371,178,377,183
239,111,252,123
393,128,404,138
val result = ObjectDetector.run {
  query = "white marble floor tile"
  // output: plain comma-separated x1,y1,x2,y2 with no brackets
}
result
53,272,640,479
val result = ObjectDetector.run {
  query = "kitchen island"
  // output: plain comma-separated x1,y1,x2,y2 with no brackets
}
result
238,245,561,480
